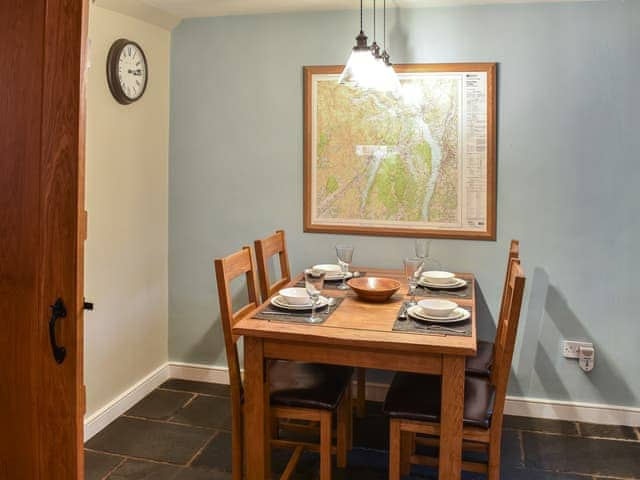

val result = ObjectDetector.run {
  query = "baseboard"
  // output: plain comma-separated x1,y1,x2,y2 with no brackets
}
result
83,362,640,441
84,363,170,440
168,361,233,384
169,363,640,427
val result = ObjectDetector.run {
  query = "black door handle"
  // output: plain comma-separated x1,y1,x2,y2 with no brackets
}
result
49,298,67,364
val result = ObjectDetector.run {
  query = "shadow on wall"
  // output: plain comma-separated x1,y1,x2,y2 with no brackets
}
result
513,267,636,406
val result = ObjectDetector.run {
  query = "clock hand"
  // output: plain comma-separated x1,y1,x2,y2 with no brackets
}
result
127,69,143,76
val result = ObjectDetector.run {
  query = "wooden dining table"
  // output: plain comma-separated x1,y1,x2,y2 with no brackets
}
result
232,268,477,480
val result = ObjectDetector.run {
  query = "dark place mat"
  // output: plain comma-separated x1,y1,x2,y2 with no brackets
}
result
295,272,367,291
392,302,472,337
414,279,472,300
254,297,345,324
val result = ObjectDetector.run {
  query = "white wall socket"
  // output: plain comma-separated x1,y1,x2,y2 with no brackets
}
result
562,340,593,359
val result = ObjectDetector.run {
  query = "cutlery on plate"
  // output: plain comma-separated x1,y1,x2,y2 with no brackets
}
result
426,289,467,297
259,310,312,317
417,324,466,334
397,303,408,320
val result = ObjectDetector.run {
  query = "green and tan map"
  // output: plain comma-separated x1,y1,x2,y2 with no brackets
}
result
310,72,489,233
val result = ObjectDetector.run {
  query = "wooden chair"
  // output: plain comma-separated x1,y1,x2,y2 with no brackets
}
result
214,246,353,480
254,230,292,302
466,239,520,377
384,259,526,480
254,229,368,418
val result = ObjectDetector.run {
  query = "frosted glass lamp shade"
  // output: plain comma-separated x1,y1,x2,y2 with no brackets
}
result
339,47,382,88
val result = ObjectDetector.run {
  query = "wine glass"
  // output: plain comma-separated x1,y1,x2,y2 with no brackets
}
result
415,239,431,260
415,238,441,271
403,257,424,305
305,269,326,323
335,245,354,290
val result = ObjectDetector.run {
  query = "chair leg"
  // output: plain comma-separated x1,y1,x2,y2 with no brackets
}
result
320,410,332,480
488,433,502,480
337,394,349,468
355,367,366,418
389,419,401,480
232,405,243,480
346,385,353,450
400,431,414,476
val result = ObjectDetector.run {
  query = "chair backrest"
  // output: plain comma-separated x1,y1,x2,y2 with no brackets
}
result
214,246,260,405
492,240,520,357
254,230,292,302
489,258,526,430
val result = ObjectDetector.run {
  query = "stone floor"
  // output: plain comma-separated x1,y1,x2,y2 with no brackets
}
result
85,380,640,479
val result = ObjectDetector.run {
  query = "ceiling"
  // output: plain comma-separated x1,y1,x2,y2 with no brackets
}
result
140,0,594,18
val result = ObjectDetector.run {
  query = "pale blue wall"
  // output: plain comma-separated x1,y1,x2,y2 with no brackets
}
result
169,1,640,408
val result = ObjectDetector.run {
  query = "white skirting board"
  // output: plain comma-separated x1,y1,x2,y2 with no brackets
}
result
84,363,170,440
84,362,640,440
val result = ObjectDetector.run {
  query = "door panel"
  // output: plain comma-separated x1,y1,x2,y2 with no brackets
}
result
0,0,87,478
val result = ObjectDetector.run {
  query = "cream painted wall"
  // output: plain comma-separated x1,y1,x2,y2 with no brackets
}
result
84,5,170,418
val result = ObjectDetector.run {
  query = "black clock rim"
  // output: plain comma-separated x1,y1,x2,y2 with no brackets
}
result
106,38,148,105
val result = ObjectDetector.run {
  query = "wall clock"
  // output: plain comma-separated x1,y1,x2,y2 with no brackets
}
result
106,38,148,105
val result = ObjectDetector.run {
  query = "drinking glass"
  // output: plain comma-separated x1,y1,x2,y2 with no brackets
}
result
305,269,326,323
335,244,354,290
404,257,424,305
415,239,431,260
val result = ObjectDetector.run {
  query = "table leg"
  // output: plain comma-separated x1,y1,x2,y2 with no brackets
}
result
439,355,465,479
244,337,270,479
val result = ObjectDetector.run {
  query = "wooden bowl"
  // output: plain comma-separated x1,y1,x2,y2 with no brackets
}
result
347,277,401,302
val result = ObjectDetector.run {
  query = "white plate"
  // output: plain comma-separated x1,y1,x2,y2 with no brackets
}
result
312,264,342,274
271,295,330,311
407,305,471,324
418,277,467,290
324,272,353,281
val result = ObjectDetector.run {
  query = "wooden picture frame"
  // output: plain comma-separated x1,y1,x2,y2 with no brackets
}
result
303,63,496,240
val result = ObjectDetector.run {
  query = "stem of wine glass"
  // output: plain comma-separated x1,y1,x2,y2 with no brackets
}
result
311,296,317,320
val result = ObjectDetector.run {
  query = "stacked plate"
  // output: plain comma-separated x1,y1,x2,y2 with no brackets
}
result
311,264,352,281
407,299,470,324
419,270,467,289
271,294,330,311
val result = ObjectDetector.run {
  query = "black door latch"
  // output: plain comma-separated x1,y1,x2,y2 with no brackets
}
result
49,298,67,364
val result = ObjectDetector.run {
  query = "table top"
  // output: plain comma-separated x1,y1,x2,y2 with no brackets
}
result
233,268,477,356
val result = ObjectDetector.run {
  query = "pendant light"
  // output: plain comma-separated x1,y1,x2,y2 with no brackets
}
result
339,0,380,88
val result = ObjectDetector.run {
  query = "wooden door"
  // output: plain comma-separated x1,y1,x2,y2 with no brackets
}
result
0,0,88,478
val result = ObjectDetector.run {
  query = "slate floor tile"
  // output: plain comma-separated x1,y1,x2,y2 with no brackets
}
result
578,422,638,441
523,431,640,478
170,395,232,430
125,389,193,420
501,466,593,479
504,415,579,435
86,417,213,465
85,450,123,480
174,467,232,479
107,459,181,479
190,431,233,472
160,379,230,397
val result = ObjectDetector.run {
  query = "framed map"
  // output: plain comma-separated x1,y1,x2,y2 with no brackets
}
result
303,63,496,240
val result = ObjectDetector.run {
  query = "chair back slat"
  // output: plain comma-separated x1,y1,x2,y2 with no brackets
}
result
489,259,526,429
254,230,292,301
214,246,260,407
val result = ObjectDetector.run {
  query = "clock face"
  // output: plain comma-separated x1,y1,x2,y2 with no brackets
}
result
107,39,148,105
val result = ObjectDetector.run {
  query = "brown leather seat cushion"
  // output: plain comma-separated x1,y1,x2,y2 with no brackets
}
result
465,340,494,377
383,372,495,429
269,361,353,411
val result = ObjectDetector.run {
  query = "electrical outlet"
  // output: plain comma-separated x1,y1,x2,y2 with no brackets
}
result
562,340,593,359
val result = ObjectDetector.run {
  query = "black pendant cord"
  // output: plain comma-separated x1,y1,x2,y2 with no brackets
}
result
360,0,363,32
373,0,376,42
383,0,387,49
